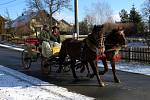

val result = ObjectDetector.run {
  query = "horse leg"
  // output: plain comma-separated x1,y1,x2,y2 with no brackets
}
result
57,54,66,73
110,61,120,83
99,58,109,75
71,59,78,81
89,61,105,87
79,63,85,73
84,62,92,78
76,62,91,78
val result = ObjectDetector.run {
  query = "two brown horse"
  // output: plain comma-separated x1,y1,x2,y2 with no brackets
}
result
84,26,127,83
57,25,105,87
57,25,127,87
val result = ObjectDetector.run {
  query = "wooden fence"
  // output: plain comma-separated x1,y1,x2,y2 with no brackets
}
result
120,46,150,63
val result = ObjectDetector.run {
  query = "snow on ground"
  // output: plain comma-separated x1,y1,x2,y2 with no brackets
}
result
98,61,150,76
128,42,148,47
0,44,24,51
0,65,94,100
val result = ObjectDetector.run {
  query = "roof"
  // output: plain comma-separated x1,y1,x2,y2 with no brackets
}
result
0,16,7,21
59,19,71,27
10,10,59,28
11,12,37,28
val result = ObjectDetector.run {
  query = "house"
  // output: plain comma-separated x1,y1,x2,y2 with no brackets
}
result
0,16,7,41
5,10,57,36
0,16,7,35
6,10,72,36
58,19,73,34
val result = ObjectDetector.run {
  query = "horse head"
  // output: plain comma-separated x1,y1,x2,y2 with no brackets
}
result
88,25,104,48
105,26,127,50
115,26,127,47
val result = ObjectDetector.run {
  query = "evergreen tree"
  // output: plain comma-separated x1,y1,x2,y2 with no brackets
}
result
129,5,144,34
119,9,129,23
119,5,144,34
129,5,142,23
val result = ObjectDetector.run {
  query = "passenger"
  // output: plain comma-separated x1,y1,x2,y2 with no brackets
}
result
40,25,61,74
51,25,61,43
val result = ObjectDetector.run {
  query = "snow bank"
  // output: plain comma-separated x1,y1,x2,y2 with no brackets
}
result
0,65,94,100
0,44,24,51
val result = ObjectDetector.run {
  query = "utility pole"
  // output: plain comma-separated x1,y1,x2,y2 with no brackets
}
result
148,15,150,34
74,0,79,39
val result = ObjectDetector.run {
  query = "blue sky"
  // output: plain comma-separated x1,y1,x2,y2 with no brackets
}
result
0,0,145,23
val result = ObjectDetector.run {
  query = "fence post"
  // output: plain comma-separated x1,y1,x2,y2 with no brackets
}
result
147,46,150,64
128,47,130,62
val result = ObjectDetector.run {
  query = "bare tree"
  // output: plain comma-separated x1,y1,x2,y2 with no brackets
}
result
88,0,113,25
4,9,13,35
142,0,150,18
5,9,11,28
142,0,150,32
84,15,96,26
26,0,72,32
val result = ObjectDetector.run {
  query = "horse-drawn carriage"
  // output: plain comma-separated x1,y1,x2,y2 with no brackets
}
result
21,24,127,87
21,36,70,74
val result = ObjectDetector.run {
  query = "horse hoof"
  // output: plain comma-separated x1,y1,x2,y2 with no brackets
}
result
115,79,121,83
100,82,105,87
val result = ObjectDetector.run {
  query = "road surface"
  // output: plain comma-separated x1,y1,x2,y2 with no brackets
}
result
0,46,150,100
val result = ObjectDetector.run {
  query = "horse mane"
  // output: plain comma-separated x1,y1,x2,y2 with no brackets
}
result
104,28,120,47
105,30,114,42
87,25,104,46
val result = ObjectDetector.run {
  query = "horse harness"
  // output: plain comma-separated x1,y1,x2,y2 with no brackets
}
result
80,36,105,61
104,44,122,61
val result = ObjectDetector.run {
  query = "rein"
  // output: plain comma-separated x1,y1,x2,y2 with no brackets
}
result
105,46,121,53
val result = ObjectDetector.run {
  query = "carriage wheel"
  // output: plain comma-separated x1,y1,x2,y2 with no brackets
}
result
62,64,70,72
62,56,71,72
21,50,31,69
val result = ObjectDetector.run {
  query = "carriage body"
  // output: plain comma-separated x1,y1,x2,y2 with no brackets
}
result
21,37,70,74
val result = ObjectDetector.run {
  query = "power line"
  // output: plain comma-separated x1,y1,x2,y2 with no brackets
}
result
0,0,17,6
